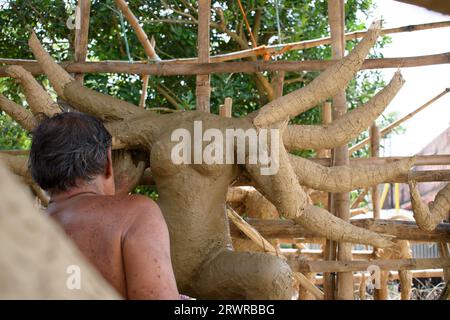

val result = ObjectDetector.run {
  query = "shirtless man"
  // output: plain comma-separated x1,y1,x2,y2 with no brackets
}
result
29,112,180,299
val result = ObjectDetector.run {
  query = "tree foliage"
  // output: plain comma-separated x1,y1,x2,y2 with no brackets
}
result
0,0,397,152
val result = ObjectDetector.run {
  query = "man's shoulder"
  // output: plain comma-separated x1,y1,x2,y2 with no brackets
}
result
89,194,161,222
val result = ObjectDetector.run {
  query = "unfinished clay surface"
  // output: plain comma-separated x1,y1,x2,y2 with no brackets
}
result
1,25,429,299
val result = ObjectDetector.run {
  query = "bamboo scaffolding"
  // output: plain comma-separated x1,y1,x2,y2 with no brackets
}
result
328,0,353,300
288,257,450,273
196,0,211,113
349,87,450,154
1,52,449,77
370,124,381,219
316,154,450,166
1,150,447,167
229,218,450,242
316,102,332,158
314,269,444,285
196,20,450,63
114,0,160,109
73,0,91,84
282,249,374,261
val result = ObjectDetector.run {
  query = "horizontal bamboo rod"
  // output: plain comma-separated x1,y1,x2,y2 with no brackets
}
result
194,20,450,63
229,218,450,242
288,257,450,273
314,154,450,166
314,269,444,285
1,151,449,167
1,52,449,77
282,249,374,261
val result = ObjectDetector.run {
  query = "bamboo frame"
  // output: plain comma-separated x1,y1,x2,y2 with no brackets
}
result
0,3,449,300
1,52,449,77
370,124,381,218
229,218,450,242
288,257,450,273
196,0,211,113
328,0,353,299
314,269,444,285
73,0,91,84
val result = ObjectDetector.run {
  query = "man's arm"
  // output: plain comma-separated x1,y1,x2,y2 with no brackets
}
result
122,196,180,299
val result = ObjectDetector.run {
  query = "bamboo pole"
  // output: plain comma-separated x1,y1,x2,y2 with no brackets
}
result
351,188,370,209
196,0,211,113
319,101,334,298
370,124,381,219
2,150,448,167
317,102,332,158
314,269,444,285
288,257,450,273
219,97,232,118
329,0,353,300
2,52,449,77
317,154,450,166
114,0,159,61
73,0,91,84
229,218,450,242
439,243,450,283
114,0,160,109
350,88,450,154
273,70,285,99
110,20,450,64
282,249,374,261
200,20,450,63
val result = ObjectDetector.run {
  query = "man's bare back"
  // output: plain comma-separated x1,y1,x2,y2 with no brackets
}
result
29,112,180,299
48,193,179,299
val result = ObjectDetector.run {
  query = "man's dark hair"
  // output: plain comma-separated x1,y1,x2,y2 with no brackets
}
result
29,112,112,192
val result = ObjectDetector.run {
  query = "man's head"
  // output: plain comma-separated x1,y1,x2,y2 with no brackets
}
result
29,112,115,195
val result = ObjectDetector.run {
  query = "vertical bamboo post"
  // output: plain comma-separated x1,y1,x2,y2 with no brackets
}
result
274,70,285,99
317,101,332,158
322,100,335,299
196,0,211,113
328,0,353,300
370,123,381,219
219,97,232,118
439,243,450,283
74,0,91,84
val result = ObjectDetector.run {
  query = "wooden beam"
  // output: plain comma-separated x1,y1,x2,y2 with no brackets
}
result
196,0,211,113
73,0,91,84
2,52,449,77
229,218,450,242
288,257,450,273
